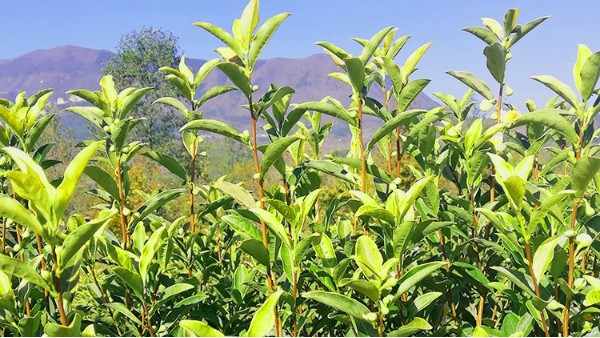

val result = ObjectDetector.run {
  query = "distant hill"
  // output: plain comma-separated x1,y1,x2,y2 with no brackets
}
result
0,45,439,141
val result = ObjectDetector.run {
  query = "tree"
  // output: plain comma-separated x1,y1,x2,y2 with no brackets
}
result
103,27,184,154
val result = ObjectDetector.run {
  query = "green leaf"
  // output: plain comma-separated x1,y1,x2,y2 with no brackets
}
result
511,109,579,146
481,18,504,40
359,27,393,65
260,136,301,179
396,261,446,295
483,42,506,84
574,44,592,96
532,236,559,284
572,156,600,198
340,279,380,302
154,97,188,115
504,8,520,35
198,85,237,106
215,181,256,209
355,235,383,275
492,267,535,297
344,57,365,94
119,87,152,119
113,267,143,298
44,313,82,337
131,189,185,226
367,109,424,151
193,22,243,58
180,119,246,144
509,16,549,48
54,141,103,221
0,254,53,292
402,42,433,82
302,291,370,321
396,79,430,112
59,217,108,271
312,233,338,270
246,290,284,337
139,226,166,282
240,0,259,45
143,151,187,181
180,320,224,337
463,27,498,45
447,71,494,100
0,105,23,136
216,62,252,97
251,208,292,249
531,75,579,108
0,195,47,242
106,302,142,326
583,289,600,306
294,101,357,127
579,51,600,102
239,239,270,266
387,317,432,337
249,13,291,69
84,166,120,201
195,59,221,87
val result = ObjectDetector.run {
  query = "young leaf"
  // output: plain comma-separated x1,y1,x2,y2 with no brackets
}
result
0,195,47,242
193,22,243,58
59,217,109,271
180,119,246,144
483,42,506,84
579,51,600,102
359,27,393,65
251,208,292,248
260,136,301,179
511,110,579,145
344,57,365,94
143,151,188,181
302,291,371,321
139,226,166,281
531,75,579,108
387,317,432,337
214,181,256,209
54,141,103,221
239,239,270,266
447,71,494,100
366,110,425,151
571,156,600,198
216,62,252,97
396,261,446,295
0,254,53,292
249,13,291,69
180,320,224,337
246,290,284,337
532,236,559,284
112,267,143,298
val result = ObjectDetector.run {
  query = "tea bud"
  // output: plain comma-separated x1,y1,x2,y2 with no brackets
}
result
362,312,378,322
109,145,116,152
63,291,73,302
525,99,537,112
253,173,260,180
575,233,593,248
505,85,513,96
564,229,576,238
200,151,207,157
122,146,130,154
103,125,111,133
574,278,586,291
585,203,595,217
41,270,52,282
380,303,390,315
547,299,562,311
252,85,259,92
123,208,131,216
12,244,20,252
506,52,512,61
479,99,493,112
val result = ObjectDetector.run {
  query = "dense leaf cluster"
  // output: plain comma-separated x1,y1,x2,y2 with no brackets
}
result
0,1,599,337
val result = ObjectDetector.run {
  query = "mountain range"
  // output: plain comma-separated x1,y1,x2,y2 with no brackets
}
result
0,45,438,140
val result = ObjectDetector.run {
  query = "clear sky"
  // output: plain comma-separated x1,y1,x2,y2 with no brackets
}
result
2,1,600,108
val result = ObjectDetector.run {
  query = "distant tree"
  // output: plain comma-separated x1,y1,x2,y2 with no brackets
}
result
103,27,184,154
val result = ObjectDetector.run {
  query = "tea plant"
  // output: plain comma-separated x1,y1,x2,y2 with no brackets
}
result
0,1,599,337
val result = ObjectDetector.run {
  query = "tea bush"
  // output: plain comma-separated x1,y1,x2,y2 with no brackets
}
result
0,1,599,336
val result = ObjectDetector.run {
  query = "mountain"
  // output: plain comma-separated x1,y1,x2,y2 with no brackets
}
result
0,45,439,140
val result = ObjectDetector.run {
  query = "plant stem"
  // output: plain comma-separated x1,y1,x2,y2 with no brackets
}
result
358,98,367,194
395,127,402,178
116,158,129,249
292,266,298,337
438,231,459,324
189,141,197,234
249,96,280,336
52,248,68,326
1,217,5,254
378,310,383,337
525,242,550,337
89,263,122,335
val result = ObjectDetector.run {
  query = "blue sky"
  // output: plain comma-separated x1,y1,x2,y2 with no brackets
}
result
2,1,600,108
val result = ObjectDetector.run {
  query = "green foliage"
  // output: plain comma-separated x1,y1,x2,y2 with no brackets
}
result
2,3,600,338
